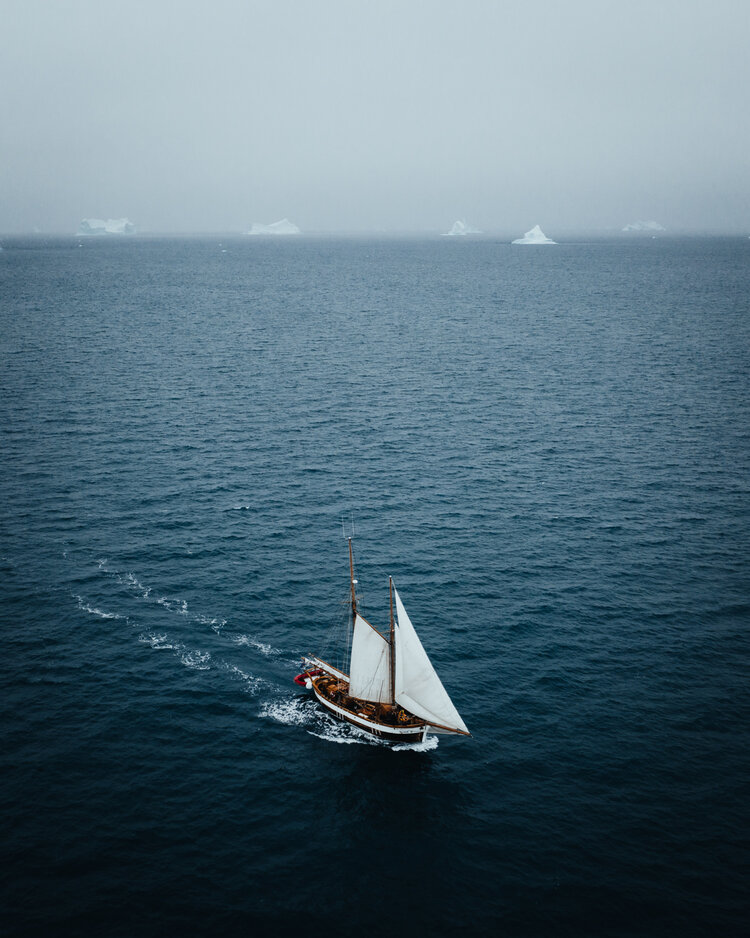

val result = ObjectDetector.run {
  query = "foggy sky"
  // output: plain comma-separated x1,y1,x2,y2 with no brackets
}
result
1,0,748,234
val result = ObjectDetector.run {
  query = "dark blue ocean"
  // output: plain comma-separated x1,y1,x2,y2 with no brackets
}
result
1,235,748,936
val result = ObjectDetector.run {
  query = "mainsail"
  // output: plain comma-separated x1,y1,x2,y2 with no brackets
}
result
393,588,469,734
348,613,392,703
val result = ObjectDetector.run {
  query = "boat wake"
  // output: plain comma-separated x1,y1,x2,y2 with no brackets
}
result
75,595,128,621
77,564,440,748
138,632,174,650
260,694,440,750
392,735,439,752
225,663,278,697
231,633,278,657
80,558,443,745
181,649,212,670
156,596,189,615
92,558,276,656
138,632,212,670
75,564,287,705
73,559,292,712
307,725,384,746
197,614,226,633
309,721,439,750
259,696,319,728
261,697,379,746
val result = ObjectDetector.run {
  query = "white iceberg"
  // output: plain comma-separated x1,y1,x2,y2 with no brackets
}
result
443,219,482,236
622,220,666,232
512,224,556,245
77,218,136,236
246,218,301,236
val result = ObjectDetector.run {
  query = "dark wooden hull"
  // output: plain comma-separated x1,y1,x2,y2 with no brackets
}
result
311,677,427,743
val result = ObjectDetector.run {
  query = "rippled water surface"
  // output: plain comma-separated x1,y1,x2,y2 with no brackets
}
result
1,235,749,935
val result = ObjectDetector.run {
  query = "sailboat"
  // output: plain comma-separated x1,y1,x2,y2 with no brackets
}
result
295,539,470,743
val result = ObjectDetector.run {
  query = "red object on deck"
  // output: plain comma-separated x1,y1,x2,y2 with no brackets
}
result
293,668,322,687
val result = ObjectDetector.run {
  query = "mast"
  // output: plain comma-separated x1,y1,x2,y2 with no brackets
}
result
389,576,396,704
348,537,357,622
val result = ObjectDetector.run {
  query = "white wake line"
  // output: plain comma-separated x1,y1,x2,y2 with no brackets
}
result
224,662,280,696
95,558,280,657
138,632,212,670
230,633,281,657
131,615,433,749
137,632,282,693
75,594,128,621
259,695,439,751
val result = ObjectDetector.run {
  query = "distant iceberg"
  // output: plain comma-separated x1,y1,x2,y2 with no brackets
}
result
512,224,556,245
77,218,136,236
443,219,482,236
247,218,301,236
622,220,666,233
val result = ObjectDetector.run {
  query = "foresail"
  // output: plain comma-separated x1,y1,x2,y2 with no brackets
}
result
349,613,392,703
393,589,469,735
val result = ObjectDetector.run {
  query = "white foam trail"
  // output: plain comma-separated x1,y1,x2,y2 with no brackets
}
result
97,561,151,600
307,718,438,749
95,561,229,634
229,504,251,511
120,572,151,598
76,595,126,620
139,633,212,672
226,664,275,696
259,698,406,747
196,614,226,633
307,723,385,746
259,697,318,727
138,632,174,650
259,694,439,749
392,735,439,752
156,596,188,615
180,650,211,670
232,634,277,656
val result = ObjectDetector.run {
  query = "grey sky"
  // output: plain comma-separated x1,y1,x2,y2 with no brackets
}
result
1,0,748,234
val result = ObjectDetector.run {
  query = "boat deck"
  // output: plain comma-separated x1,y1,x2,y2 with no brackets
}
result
312,675,424,729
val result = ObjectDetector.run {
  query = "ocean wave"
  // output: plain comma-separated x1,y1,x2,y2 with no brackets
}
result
259,696,317,727
392,735,439,752
260,695,439,750
138,632,212,672
138,632,174,650
95,560,228,633
180,650,211,670
307,719,439,750
232,634,277,656
196,614,226,633
156,596,189,615
75,595,127,621
97,560,151,599
120,572,152,598
306,722,386,746
225,664,276,696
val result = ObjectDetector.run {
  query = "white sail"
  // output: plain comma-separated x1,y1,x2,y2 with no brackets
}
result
349,613,392,703
393,589,469,734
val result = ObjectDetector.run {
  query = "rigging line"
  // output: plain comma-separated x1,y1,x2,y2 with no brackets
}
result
318,593,351,672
